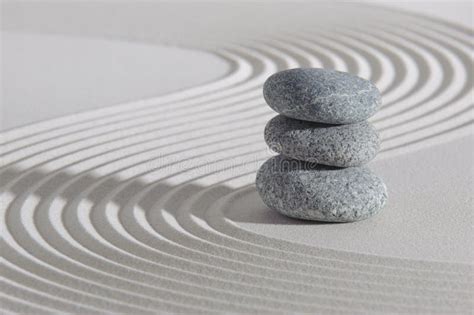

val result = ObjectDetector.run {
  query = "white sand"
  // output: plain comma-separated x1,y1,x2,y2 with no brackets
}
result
1,2,472,314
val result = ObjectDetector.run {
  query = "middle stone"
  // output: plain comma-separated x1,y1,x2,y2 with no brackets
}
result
265,115,380,167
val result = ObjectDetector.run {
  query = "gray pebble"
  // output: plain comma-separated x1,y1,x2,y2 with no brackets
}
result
265,115,380,167
263,68,381,124
256,155,387,222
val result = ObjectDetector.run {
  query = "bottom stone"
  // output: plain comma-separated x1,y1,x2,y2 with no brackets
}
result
256,155,387,222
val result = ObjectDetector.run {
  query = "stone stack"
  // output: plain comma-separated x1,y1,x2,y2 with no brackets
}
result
256,68,387,222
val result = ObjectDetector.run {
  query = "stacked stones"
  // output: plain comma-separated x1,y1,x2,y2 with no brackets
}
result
256,68,388,222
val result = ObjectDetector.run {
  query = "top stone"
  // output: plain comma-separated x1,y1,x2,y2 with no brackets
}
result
263,68,381,124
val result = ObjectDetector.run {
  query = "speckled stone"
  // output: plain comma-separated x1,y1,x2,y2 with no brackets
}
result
263,68,381,124
265,115,380,167
255,155,387,222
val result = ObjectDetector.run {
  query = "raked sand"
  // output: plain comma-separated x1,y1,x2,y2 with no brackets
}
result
1,2,473,314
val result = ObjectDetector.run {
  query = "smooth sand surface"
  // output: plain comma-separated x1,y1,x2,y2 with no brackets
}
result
1,32,229,130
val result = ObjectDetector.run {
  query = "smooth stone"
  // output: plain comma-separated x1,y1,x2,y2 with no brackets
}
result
264,115,380,167
256,155,387,222
263,68,381,124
